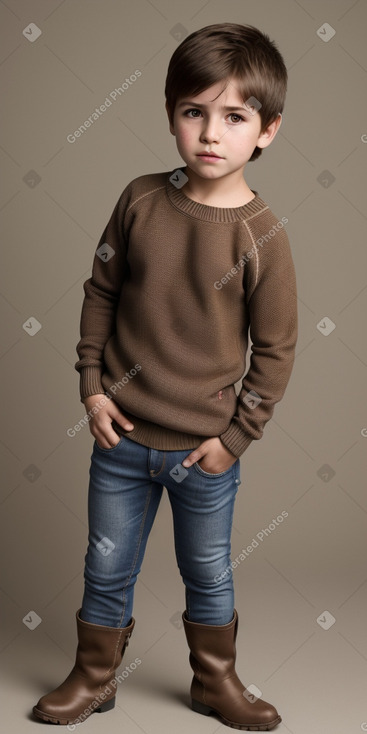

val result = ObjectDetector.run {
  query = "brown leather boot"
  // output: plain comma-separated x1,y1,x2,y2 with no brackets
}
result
182,609,281,731
33,609,135,725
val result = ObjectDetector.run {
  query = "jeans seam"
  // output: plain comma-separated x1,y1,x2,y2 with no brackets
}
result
148,450,166,477
118,485,154,626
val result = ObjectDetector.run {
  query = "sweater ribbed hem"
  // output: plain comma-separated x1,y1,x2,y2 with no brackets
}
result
219,421,254,458
79,367,105,401
111,414,206,451
77,369,251,454
77,370,254,455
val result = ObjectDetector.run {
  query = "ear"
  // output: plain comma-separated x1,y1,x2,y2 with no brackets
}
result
165,101,175,136
256,113,283,150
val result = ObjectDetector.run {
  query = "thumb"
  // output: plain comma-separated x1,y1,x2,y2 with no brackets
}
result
108,400,134,431
182,447,205,468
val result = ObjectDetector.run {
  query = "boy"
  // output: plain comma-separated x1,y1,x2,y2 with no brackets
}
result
33,22,297,731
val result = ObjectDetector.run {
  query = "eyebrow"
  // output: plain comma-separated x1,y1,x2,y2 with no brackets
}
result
177,101,249,112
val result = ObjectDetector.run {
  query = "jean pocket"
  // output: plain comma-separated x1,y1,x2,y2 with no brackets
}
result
193,461,234,478
94,436,124,452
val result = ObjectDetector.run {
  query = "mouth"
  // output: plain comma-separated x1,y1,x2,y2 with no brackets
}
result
196,152,223,159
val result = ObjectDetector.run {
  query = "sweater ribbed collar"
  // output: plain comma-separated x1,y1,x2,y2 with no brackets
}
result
166,166,267,223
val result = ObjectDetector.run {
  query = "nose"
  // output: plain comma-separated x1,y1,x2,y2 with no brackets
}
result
199,115,222,144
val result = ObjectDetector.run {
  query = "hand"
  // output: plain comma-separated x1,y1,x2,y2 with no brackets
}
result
83,394,134,449
182,437,237,474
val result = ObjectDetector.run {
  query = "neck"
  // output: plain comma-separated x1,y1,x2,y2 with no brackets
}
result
181,165,255,208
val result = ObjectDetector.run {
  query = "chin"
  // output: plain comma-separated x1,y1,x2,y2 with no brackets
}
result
189,160,222,174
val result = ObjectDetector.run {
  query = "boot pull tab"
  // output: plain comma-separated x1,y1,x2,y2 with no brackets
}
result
122,632,131,653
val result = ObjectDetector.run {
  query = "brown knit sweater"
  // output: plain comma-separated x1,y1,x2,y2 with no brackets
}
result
74,167,298,458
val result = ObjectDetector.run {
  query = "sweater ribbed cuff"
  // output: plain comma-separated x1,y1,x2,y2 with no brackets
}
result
219,421,254,458
79,367,105,402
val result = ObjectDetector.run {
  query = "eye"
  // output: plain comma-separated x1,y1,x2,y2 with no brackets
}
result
182,109,245,123
228,114,245,123
183,108,202,118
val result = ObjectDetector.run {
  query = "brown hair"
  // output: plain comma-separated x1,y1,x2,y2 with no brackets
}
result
165,23,287,161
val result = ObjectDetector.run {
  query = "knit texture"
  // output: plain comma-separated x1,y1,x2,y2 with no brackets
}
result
74,167,298,458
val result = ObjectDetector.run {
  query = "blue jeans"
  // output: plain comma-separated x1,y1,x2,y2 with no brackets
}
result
80,435,241,628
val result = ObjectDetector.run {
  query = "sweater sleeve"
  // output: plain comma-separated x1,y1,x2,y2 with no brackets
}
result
74,188,131,402
219,226,298,458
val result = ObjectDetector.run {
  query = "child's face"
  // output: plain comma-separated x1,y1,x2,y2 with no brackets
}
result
167,78,280,178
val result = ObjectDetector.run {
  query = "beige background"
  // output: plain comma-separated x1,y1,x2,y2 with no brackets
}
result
1,1,366,733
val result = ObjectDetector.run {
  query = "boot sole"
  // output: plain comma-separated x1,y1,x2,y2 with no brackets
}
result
192,698,282,731
32,696,115,725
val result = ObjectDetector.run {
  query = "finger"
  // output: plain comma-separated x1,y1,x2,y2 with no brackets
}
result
109,407,134,431
95,430,120,449
118,418,134,430
182,449,204,468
